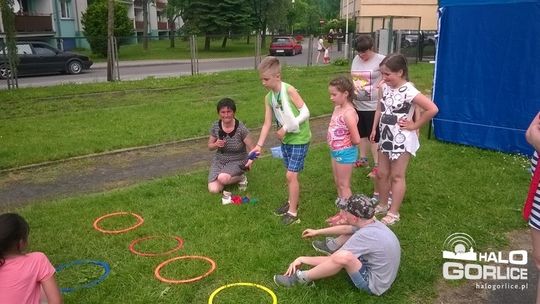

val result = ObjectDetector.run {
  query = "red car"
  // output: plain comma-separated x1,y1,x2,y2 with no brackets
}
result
269,36,303,56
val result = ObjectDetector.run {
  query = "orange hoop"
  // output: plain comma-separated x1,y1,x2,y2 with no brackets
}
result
154,255,216,284
129,236,184,257
93,212,144,234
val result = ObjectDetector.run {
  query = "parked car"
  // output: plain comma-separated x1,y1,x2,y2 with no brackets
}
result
269,36,302,56
401,34,418,48
0,41,93,79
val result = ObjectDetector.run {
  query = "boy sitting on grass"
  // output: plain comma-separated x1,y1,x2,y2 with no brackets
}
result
273,193,401,296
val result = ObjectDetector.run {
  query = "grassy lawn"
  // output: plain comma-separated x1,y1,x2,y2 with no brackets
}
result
78,36,268,61
0,63,434,170
11,133,529,303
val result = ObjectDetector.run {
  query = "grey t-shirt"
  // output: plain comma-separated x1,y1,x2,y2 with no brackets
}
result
351,53,385,111
341,221,401,295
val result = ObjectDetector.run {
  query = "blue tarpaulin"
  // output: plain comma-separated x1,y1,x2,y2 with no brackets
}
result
433,0,540,155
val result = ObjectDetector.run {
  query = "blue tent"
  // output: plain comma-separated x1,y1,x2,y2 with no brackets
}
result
433,0,540,155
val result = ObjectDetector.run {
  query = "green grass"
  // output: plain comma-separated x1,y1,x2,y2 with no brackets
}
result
11,133,530,303
0,63,434,170
79,36,265,61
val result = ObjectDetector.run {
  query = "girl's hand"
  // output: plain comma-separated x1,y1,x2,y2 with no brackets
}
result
302,229,318,238
398,118,416,131
369,130,376,142
284,258,303,276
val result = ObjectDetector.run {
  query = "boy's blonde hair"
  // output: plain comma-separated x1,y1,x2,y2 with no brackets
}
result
258,56,281,75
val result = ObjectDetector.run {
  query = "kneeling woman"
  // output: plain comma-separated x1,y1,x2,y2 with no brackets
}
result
208,98,255,193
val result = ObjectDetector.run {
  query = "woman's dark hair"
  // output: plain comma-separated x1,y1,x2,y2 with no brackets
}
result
216,98,236,113
329,75,356,102
380,53,409,81
354,35,374,53
0,213,29,267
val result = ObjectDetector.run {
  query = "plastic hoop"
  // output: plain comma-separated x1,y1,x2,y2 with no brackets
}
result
129,236,184,257
93,212,144,234
154,255,216,284
208,282,277,304
55,259,111,293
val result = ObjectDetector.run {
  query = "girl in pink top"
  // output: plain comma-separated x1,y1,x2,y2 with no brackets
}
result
325,76,361,225
0,213,62,304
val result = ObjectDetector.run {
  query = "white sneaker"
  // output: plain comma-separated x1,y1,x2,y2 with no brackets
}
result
222,191,232,205
238,175,248,191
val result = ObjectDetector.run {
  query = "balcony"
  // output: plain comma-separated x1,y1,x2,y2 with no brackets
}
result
14,15,53,33
135,21,144,30
155,1,166,10
157,21,168,30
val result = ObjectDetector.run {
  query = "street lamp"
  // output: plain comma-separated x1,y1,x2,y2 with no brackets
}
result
344,0,349,59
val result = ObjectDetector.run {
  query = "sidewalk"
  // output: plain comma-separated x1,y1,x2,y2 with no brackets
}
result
0,115,330,209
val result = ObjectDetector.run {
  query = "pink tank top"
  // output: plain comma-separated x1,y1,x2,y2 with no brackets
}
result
327,112,353,151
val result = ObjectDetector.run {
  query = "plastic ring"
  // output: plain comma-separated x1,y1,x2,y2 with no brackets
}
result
154,255,216,284
129,236,184,257
93,212,144,234
208,282,277,304
55,259,111,293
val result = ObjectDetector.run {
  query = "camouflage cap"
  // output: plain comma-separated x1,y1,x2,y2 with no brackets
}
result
340,194,377,219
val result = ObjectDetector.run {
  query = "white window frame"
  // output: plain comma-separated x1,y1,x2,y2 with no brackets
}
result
60,0,71,19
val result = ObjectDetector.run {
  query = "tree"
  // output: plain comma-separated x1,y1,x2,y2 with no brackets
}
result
165,0,188,48
182,0,252,51
82,0,134,57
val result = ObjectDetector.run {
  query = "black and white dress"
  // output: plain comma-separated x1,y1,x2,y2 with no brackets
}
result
208,119,249,182
378,82,420,160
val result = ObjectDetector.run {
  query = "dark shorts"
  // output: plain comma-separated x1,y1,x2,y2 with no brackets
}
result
356,110,380,142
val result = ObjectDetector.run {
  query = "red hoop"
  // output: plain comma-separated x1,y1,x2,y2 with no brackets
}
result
93,212,144,234
129,236,184,257
154,255,216,284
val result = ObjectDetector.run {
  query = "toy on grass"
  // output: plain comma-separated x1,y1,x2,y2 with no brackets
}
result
129,236,184,257
239,151,260,171
93,212,144,234
208,282,277,304
222,191,258,205
55,259,111,293
154,255,216,284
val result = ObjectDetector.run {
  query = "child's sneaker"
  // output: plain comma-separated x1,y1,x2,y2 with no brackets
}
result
273,270,313,287
274,202,290,216
238,175,248,191
312,239,336,255
281,213,300,225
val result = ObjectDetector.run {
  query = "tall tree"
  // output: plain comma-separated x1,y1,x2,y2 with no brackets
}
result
0,0,18,88
182,0,252,50
107,0,114,81
165,0,188,48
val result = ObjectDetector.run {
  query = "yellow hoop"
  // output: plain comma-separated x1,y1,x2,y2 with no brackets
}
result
208,282,277,304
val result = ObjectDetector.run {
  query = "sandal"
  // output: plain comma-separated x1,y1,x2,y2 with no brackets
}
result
374,204,389,216
354,158,369,168
381,212,400,226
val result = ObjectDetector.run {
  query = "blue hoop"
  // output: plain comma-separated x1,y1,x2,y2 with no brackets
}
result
55,259,111,293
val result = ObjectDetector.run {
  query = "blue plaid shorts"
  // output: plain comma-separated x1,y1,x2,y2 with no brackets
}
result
281,143,309,172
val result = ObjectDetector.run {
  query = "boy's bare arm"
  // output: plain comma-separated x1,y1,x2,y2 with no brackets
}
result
302,225,356,238
252,99,273,153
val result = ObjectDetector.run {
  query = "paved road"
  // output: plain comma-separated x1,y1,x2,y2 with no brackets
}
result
0,43,343,89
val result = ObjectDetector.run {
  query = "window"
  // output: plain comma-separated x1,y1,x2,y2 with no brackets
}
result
60,0,71,18
33,45,57,56
16,44,32,55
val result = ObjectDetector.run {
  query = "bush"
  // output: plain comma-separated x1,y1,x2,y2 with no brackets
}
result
81,0,134,57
